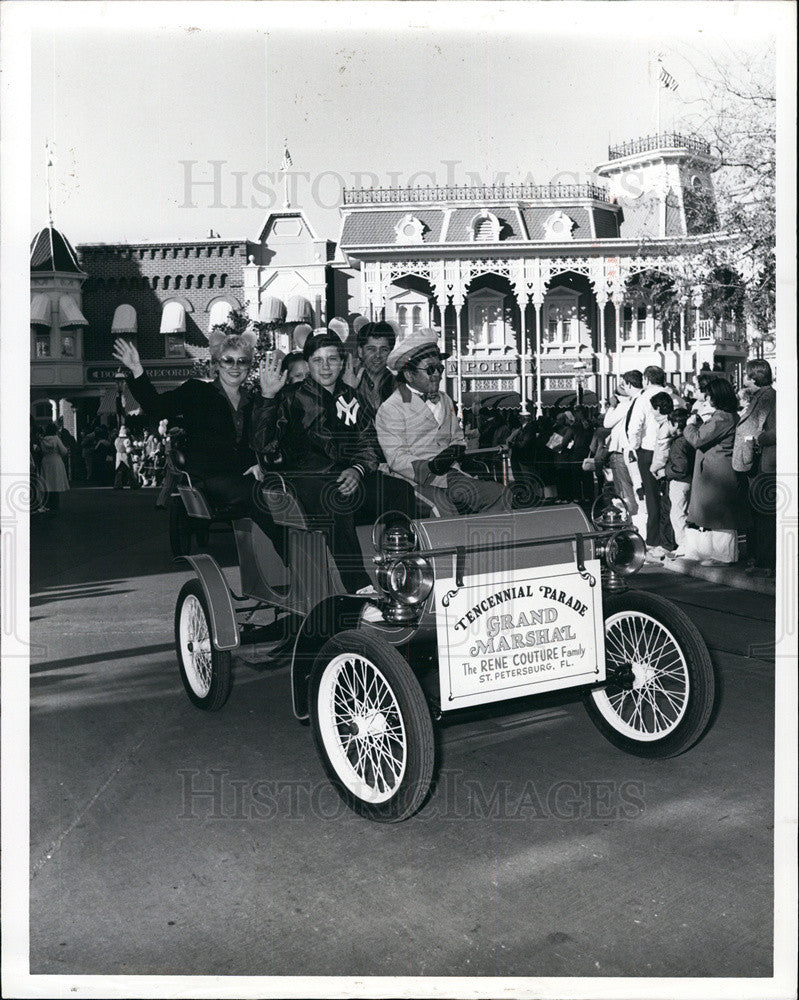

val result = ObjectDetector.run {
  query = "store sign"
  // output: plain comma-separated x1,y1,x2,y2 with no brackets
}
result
85,364,195,383
471,378,517,392
435,561,605,711
445,358,521,378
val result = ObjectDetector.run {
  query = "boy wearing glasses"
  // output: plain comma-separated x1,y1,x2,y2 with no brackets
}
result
375,330,509,517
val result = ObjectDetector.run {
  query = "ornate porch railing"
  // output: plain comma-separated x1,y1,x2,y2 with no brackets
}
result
342,182,611,205
608,133,712,160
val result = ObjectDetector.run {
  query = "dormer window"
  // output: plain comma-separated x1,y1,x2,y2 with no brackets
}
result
470,211,501,242
543,211,576,241
395,214,426,244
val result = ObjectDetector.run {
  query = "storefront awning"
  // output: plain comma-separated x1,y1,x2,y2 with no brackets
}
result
286,295,314,324
31,294,52,327
259,296,287,323
59,295,88,327
208,300,235,332
160,301,186,335
111,304,137,335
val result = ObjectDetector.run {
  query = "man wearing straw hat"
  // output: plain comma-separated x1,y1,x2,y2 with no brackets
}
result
376,330,510,517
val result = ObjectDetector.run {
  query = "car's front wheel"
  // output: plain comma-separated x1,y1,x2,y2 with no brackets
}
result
309,630,434,822
174,580,232,711
584,590,716,757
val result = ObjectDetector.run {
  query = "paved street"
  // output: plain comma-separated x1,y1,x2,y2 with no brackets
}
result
29,488,775,978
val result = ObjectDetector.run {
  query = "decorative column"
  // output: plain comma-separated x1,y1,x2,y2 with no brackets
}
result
515,291,529,416
596,293,608,407
691,286,703,375
452,290,465,417
533,296,544,417
613,296,623,387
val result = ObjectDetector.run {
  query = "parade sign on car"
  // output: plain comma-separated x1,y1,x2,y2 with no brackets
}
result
435,561,606,710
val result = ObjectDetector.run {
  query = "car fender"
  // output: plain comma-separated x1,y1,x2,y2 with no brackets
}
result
175,553,240,651
290,595,415,720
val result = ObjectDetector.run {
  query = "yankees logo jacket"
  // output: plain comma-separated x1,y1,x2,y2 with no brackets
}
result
253,375,381,476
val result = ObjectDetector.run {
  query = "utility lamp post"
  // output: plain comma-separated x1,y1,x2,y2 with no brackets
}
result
572,359,589,406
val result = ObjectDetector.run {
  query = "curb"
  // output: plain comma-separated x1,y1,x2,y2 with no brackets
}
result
657,556,775,596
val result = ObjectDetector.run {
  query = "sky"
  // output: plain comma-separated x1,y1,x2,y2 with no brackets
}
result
29,3,778,247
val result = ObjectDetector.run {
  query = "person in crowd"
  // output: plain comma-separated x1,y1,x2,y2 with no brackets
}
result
663,408,695,557
38,421,70,516
80,424,97,482
692,373,715,419
154,418,178,508
733,359,777,576
56,418,78,480
556,406,593,502
113,426,139,489
375,330,510,518
281,351,310,386
602,371,643,521
93,426,115,485
647,392,677,558
139,429,161,488
683,377,746,565
255,328,417,595
351,321,397,423
627,365,680,557
112,332,285,557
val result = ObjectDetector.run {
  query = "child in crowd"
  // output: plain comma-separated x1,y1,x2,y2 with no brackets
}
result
663,408,695,557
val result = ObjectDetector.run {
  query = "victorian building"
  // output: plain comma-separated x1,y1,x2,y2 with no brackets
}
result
336,132,749,414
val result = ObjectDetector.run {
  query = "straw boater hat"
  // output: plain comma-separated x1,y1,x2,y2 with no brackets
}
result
386,328,448,375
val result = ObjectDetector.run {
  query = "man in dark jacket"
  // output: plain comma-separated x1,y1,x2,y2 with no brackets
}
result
734,359,777,574
255,330,416,593
353,321,397,422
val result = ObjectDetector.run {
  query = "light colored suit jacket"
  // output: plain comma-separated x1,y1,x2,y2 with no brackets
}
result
375,384,466,488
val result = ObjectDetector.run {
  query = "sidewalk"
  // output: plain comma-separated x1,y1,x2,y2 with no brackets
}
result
656,554,776,596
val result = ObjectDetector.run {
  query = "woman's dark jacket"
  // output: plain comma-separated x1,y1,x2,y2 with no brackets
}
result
127,372,260,477
253,375,380,475
665,435,695,483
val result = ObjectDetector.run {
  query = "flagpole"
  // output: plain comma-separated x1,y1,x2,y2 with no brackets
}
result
656,56,662,136
282,137,290,209
46,141,54,225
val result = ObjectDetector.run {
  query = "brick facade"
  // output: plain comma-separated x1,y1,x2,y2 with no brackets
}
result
77,239,260,362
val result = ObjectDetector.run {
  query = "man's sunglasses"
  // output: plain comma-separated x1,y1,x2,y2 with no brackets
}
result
413,362,444,376
219,356,251,369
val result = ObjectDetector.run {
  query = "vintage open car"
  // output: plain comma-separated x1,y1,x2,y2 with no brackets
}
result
173,473,717,823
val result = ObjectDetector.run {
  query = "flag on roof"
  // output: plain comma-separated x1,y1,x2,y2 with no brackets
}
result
659,65,679,92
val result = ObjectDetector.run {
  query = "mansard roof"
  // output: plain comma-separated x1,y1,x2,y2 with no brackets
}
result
339,182,622,249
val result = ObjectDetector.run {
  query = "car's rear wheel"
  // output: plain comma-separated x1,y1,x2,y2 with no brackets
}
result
309,630,434,822
174,580,232,710
584,590,715,757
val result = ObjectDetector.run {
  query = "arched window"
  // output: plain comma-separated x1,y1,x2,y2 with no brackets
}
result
152,276,159,290
208,274,216,289
397,305,407,337
185,275,193,289
474,218,494,241
470,211,501,242
544,289,580,346
163,276,171,290
219,274,227,288
174,275,182,290
196,274,204,288
468,289,507,348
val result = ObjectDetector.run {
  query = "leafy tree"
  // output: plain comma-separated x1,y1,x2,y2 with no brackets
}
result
676,44,776,334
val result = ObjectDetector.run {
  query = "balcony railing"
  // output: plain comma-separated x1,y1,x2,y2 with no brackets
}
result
696,318,745,343
608,133,712,160
342,182,611,206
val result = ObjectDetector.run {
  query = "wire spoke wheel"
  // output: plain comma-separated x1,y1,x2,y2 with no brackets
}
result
310,630,434,822
174,580,232,711
584,591,716,758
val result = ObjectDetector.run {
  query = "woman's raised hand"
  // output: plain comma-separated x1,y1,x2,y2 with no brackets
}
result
112,338,144,378
259,354,287,398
